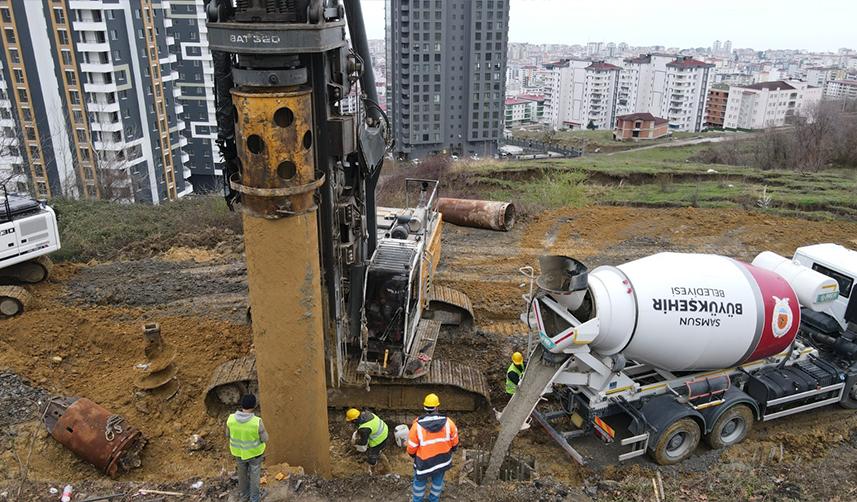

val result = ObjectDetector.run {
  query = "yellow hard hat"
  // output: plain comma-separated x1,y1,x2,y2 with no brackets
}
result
423,393,440,408
512,352,524,365
345,408,360,422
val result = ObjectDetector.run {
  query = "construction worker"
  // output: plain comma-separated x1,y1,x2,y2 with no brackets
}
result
407,393,459,502
346,408,392,474
226,394,267,502
505,351,526,395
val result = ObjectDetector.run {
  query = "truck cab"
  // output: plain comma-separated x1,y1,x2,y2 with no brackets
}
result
793,244,857,331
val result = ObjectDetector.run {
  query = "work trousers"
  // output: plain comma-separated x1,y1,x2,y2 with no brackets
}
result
412,469,446,502
236,455,263,502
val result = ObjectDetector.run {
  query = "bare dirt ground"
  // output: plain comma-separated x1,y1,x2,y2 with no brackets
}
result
3,205,857,501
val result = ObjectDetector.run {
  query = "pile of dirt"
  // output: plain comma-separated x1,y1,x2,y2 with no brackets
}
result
117,228,244,262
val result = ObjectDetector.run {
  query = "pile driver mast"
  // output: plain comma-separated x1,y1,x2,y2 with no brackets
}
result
206,0,387,474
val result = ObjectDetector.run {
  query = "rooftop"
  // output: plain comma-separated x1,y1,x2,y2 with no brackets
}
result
624,54,652,64
504,98,531,106
740,80,796,91
517,94,545,101
667,57,715,69
616,112,668,125
587,61,621,71
831,79,857,86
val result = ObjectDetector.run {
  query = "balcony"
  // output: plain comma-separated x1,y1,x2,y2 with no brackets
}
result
77,42,110,53
73,21,107,32
93,141,126,151
80,62,115,73
84,82,117,93
87,101,120,112
90,121,123,132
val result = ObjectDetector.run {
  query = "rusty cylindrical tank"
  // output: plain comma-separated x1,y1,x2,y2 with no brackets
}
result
228,86,331,475
436,197,515,232
44,397,146,477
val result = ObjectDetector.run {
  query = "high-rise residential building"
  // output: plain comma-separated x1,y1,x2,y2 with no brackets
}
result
166,0,222,193
545,54,712,132
723,40,732,56
0,0,195,202
806,66,846,89
386,0,510,160
661,57,715,132
723,81,822,130
712,40,721,55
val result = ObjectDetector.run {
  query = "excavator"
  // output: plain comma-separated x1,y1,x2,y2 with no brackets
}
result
202,0,489,418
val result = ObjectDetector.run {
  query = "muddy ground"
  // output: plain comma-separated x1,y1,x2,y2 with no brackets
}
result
3,205,857,501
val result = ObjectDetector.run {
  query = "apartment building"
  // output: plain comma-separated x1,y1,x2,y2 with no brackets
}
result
0,59,26,193
825,80,857,100
503,94,544,126
386,0,510,160
723,81,821,130
659,57,714,132
167,0,221,192
0,0,192,202
544,54,712,132
705,85,729,128
582,62,621,129
806,66,846,89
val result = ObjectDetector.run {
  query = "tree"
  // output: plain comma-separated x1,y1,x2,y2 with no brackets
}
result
586,120,597,130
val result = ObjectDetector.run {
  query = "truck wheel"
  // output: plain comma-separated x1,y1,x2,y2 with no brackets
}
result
839,377,857,409
650,418,700,465
705,404,754,449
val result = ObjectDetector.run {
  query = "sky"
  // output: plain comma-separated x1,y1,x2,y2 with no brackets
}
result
358,0,855,52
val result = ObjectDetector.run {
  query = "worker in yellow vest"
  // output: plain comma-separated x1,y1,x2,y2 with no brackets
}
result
346,408,391,474
226,394,268,502
506,352,526,395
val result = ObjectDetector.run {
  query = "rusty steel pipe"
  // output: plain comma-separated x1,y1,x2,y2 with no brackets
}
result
436,198,516,232
44,397,146,477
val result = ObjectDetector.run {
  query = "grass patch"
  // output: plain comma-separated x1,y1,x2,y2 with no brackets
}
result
53,196,241,262
488,169,587,209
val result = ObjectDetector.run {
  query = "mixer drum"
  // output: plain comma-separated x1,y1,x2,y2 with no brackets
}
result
585,253,801,371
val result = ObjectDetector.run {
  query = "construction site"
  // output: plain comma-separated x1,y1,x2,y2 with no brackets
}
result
1,200,857,500
2,1,857,501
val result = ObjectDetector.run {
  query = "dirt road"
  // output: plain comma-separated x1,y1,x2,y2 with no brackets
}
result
3,205,857,501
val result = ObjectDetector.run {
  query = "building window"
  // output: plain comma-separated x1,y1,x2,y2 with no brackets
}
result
65,70,77,85
53,8,65,24
8,48,19,63
13,69,23,83
4,28,15,43
61,50,72,65
0,8,10,23
17,88,28,103
58,30,68,45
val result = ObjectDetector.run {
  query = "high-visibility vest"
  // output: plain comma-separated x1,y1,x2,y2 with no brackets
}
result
359,413,389,448
406,415,460,476
227,414,266,460
506,363,523,395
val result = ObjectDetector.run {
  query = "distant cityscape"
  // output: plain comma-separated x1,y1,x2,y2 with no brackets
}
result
0,0,854,201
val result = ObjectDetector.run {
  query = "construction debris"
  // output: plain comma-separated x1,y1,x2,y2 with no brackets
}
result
134,323,179,400
44,396,146,478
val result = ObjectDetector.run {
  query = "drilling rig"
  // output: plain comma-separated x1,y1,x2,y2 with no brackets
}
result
205,0,488,474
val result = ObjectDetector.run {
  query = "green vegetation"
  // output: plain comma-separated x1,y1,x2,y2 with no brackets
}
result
451,142,857,219
52,196,240,262
510,128,711,153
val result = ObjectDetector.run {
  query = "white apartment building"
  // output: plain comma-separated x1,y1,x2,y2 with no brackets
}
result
582,62,621,129
543,55,712,132
723,81,822,130
806,67,846,88
660,57,715,132
825,80,857,100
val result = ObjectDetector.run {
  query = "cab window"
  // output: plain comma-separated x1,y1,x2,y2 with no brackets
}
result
812,263,853,299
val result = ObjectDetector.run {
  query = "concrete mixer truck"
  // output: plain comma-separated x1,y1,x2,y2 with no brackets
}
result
506,244,857,466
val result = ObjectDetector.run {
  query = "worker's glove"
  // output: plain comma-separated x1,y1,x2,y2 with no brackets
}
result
351,430,359,445
354,444,368,453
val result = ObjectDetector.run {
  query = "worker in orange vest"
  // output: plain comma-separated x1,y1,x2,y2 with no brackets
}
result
407,393,459,502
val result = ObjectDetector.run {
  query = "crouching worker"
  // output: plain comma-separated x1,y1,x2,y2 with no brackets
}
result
346,408,392,475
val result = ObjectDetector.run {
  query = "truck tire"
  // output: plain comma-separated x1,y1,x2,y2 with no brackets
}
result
705,404,754,449
650,417,700,465
839,375,857,409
